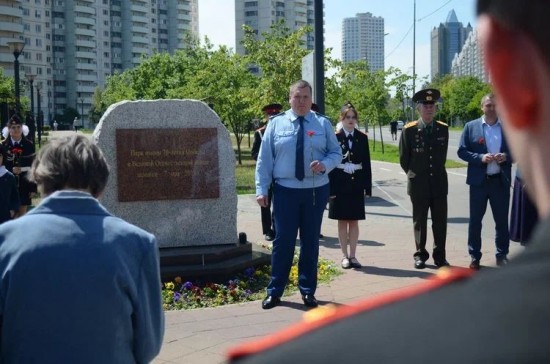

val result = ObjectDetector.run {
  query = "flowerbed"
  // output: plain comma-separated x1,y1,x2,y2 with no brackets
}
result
162,248,341,310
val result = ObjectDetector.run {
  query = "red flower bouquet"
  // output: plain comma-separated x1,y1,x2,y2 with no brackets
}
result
478,137,485,145
10,146,23,187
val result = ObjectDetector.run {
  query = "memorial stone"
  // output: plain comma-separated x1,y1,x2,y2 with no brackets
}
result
93,100,237,248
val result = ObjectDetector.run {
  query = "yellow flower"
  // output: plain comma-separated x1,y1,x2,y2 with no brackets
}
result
165,282,175,290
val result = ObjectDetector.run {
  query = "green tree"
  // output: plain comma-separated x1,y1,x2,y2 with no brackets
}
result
0,69,14,125
386,67,415,122
427,75,491,126
183,47,259,164
241,20,312,111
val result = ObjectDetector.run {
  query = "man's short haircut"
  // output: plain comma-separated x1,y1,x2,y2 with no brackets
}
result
480,93,495,106
31,134,109,197
477,0,550,67
289,80,312,96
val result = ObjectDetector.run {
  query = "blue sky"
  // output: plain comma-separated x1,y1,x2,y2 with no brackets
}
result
198,0,477,79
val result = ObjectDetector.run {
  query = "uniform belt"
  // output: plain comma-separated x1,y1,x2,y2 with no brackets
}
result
486,173,501,179
337,163,362,170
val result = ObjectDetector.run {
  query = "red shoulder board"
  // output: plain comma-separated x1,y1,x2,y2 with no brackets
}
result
227,267,474,361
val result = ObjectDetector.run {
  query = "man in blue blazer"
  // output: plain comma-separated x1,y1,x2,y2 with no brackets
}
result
458,94,512,270
0,135,164,363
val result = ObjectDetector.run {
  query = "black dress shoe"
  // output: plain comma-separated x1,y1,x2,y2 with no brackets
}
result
496,257,509,267
434,259,450,268
469,259,481,270
262,295,281,309
414,260,426,269
302,294,318,308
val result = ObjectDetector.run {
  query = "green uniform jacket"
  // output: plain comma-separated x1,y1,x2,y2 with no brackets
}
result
399,120,449,199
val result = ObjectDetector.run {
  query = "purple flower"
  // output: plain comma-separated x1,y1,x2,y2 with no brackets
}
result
174,292,181,302
183,281,193,290
244,267,255,277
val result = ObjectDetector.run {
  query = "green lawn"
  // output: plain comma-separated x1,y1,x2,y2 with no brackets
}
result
234,133,465,195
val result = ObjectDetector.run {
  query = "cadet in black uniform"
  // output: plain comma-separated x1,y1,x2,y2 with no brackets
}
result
2,115,36,217
399,89,449,269
328,102,372,269
251,103,282,241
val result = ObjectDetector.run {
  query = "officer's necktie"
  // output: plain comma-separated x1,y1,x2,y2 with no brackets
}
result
347,133,353,148
295,116,305,181
426,124,432,136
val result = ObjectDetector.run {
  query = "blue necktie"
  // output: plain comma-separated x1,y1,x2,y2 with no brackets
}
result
295,116,305,181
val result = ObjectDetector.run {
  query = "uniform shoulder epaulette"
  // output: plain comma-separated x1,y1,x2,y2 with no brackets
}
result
270,112,285,119
357,129,368,136
313,111,330,119
436,120,448,127
404,121,418,129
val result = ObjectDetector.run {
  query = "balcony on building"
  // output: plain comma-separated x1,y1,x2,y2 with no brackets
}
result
75,5,95,15
75,16,95,26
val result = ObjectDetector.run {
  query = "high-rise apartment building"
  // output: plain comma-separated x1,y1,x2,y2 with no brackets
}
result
0,0,198,127
0,1,23,75
430,10,472,79
234,0,315,57
450,29,488,83
341,12,384,71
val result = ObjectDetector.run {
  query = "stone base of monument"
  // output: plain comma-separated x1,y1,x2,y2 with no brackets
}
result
159,242,271,282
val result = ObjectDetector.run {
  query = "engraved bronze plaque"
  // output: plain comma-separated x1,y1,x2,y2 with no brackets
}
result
116,129,219,201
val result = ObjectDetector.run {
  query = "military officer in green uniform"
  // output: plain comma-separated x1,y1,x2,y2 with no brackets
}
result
399,88,449,269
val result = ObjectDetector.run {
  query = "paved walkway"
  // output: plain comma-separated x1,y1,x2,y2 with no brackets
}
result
153,161,523,364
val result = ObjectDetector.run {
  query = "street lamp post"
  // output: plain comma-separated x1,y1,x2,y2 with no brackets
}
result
7,40,26,116
36,82,42,146
80,97,84,129
25,74,36,144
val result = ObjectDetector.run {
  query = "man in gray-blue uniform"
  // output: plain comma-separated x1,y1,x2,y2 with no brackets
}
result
255,80,341,310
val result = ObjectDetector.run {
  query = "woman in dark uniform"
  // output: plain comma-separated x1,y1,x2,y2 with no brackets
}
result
328,103,372,269
1,115,36,217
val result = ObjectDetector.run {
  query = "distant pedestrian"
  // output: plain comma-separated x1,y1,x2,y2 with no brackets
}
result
390,120,398,140
53,120,58,131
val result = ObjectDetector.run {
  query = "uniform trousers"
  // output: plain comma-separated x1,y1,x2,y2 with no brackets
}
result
468,177,510,260
411,195,447,262
267,183,329,298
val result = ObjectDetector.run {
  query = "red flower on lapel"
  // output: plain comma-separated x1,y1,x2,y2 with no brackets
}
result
478,137,485,145
307,130,315,137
